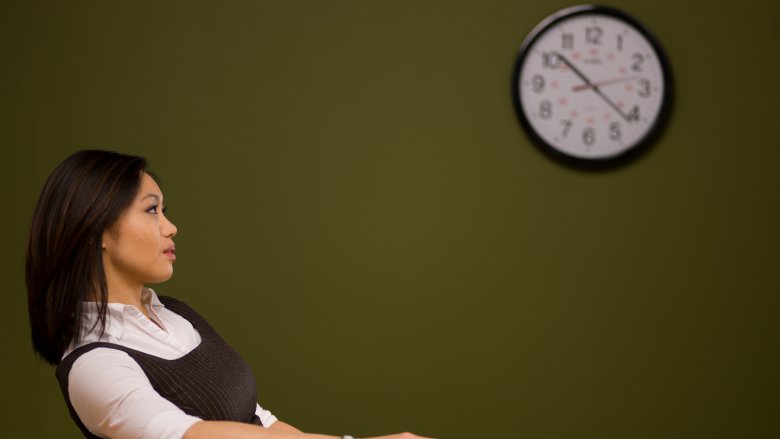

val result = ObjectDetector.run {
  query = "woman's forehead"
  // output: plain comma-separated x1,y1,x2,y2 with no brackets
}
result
139,173,163,199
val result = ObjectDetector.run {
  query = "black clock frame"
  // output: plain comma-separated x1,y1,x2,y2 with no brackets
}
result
511,4,674,169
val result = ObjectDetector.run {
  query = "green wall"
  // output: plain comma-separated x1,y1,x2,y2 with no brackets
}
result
2,1,778,437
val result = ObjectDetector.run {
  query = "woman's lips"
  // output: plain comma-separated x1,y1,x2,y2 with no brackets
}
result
164,246,176,260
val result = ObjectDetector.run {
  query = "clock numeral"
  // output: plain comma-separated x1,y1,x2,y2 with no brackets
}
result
531,74,545,93
632,53,644,71
627,105,640,122
539,100,552,120
585,26,603,45
561,119,573,137
617,35,623,51
638,79,651,98
562,33,573,50
583,127,595,146
609,122,621,141
542,52,561,69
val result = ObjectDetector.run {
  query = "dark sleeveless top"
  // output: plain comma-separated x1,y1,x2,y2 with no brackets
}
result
56,296,262,438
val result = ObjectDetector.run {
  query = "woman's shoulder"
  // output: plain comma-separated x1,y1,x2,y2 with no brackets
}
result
69,345,138,372
56,343,139,385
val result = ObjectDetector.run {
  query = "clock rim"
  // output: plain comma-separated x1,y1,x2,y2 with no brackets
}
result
511,4,674,169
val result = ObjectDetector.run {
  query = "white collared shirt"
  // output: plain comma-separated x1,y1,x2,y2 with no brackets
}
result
63,288,277,439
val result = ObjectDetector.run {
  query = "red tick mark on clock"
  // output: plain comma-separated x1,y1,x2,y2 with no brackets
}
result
558,97,568,105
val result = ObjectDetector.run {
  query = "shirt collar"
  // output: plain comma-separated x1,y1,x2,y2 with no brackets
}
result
81,287,167,340
143,287,165,310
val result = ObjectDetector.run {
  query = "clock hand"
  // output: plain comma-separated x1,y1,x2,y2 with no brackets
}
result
554,51,596,88
572,76,639,92
554,52,631,122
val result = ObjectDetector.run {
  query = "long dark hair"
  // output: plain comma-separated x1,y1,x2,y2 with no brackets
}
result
26,150,149,365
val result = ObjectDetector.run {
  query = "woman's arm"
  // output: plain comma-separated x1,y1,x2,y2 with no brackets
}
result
269,420,304,433
184,422,433,439
69,347,431,439
183,421,334,439
68,348,203,439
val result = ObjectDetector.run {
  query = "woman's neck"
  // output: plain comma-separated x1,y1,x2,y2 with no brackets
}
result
105,281,151,320
108,287,144,308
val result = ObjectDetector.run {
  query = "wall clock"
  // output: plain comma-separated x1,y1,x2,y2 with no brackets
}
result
512,5,673,167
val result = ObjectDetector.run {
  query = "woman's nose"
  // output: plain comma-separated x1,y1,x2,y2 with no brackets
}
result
163,217,177,237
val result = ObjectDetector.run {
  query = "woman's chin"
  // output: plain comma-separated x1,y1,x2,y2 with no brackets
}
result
147,269,174,284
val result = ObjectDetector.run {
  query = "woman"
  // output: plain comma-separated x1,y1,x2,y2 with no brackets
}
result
26,150,434,439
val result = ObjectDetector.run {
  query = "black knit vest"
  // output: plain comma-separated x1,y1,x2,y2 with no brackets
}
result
56,296,262,438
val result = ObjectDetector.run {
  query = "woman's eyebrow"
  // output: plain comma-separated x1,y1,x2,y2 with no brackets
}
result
141,193,162,202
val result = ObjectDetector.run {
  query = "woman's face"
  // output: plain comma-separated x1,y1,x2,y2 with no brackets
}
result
102,172,178,288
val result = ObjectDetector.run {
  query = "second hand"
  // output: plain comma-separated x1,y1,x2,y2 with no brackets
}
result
572,75,638,92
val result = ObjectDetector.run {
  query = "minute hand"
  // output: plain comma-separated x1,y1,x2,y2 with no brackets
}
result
555,51,630,122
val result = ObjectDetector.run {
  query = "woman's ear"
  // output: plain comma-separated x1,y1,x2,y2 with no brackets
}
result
101,228,112,250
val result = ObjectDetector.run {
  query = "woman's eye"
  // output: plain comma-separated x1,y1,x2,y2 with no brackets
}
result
146,204,168,215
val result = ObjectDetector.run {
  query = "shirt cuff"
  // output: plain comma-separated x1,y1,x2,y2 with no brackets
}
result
256,403,278,428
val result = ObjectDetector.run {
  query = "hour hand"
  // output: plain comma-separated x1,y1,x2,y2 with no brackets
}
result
554,52,596,89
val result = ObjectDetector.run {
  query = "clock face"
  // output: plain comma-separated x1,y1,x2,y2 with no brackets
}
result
513,5,672,165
